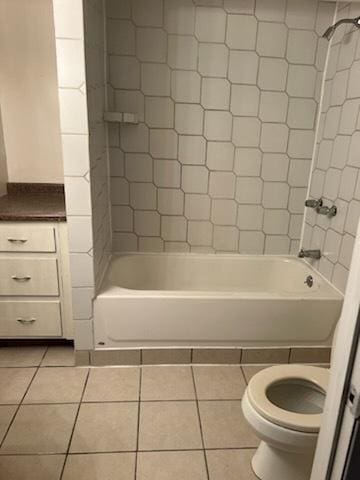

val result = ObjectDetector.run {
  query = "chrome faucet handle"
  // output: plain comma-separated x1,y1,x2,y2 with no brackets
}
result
305,198,323,209
316,204,337,217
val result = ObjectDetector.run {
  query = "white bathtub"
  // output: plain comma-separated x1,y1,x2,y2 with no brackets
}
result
94,253,343,349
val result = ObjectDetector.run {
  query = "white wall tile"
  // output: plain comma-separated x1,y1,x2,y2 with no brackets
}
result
258,58,288,91
125,154,153,182
65,177,92,216
179,136,206,165
158,189,184,215
141,64,171,96
109,56,140,89
198,43,228,77
259,92,288,123
161,216,187,241
132,0,163,26
204,111,232,141
53,0,84,38
185,194,211,220
171,70,201,102
226,14,257,50
228,51,259,84
164,0,195,34
230,85,259,116
108,20,135,55
137,27,167,62
58,89,88,134
150,130,178,158
256,22,287,57
145,97,174,128
232,118,261,147
211,199,237,225
202,78,230,110
182,166,209,193
154,160,181,187
175,104,204,134
134,211,161,236
188,221,213,245
168,35,198,70
195,7,226,42
209,172,235,198
207,142,234,171
213,226,238,251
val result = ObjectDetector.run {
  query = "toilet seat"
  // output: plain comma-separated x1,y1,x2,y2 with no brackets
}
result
247,365,329,433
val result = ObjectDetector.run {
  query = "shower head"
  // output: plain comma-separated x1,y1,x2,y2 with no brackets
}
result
322,16,360,41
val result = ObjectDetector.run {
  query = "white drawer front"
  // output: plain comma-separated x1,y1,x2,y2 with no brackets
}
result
0,301,61,337
0,258,59,296
0,225,55,252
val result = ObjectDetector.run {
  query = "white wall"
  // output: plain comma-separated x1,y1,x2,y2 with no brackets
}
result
0,107,7,196
0,0,63,184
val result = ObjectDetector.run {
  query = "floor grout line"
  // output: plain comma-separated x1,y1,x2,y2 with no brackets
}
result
58,368,90,480
191,365,210,480
134,366,142,480
0,347,49,451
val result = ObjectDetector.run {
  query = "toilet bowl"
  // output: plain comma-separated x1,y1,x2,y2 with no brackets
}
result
242,364,329,480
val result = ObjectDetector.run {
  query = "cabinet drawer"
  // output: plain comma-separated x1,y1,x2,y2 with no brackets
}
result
0,301,61,337
0,258,59,296
0,225,55,252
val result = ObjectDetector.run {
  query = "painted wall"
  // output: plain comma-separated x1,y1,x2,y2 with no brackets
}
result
0,108,8,196
302,2,360,293
107,0,335,254
0,0,63,183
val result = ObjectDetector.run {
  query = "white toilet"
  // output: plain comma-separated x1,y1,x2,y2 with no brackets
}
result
242,364,329,480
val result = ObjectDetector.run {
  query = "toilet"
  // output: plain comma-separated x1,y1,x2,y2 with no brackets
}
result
242,323,340,480
242,364,329,480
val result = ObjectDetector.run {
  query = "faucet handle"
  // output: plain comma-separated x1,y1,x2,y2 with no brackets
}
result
305,198,323,208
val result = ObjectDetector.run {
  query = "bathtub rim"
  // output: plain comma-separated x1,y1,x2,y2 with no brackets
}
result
97,252,343,301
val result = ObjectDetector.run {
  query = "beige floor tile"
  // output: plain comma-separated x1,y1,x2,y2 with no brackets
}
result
0,347,47,367
206,449,258,480
41,346,75,366
0,404,78,454
141,366,195,401
142,349,191,365
23,367,88,404
199,401,258,449
83,367,140,402
62,453,136,480
139,401,202,451
192,348,241,364
193,366,246,400
242,365,272,384
0,455,65,480
0,406,17,443
0,368,36,404
70,402,138,453
137,451,208,480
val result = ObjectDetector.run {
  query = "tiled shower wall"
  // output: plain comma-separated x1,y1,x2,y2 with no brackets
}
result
84,0,112,287
303,1,360,293
107,0,335,254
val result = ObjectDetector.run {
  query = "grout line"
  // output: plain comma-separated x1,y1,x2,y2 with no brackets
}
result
191,366,210,480
0,348,49,450
0,446,258,457
59,368,90,480
134,366,142,480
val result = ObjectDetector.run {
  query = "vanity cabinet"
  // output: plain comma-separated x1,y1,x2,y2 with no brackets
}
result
0,222,73,339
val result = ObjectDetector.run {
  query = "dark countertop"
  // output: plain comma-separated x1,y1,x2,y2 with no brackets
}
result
0,183,66,222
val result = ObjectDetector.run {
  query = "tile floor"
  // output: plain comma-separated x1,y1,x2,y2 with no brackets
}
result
0,345,271,479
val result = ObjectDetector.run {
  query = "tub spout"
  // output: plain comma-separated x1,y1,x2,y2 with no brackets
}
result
298,249,321,260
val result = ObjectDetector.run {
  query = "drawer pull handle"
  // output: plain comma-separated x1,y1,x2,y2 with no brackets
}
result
16,318,36,324
12,275,31,282
7,238,28,244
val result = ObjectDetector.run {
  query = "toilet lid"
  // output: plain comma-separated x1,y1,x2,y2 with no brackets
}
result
247,365,330,433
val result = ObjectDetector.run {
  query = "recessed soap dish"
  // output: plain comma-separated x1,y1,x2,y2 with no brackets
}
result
104,112,139,124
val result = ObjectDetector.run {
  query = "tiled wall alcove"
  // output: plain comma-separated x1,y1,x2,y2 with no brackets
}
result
303,1,360,293
107,0,335,255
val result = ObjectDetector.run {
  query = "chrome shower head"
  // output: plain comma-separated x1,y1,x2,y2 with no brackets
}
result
322,16,360,41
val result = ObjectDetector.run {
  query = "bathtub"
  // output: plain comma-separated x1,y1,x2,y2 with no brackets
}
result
94,253,343,349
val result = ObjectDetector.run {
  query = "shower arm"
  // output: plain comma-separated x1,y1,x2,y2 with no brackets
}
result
323,16,360,40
